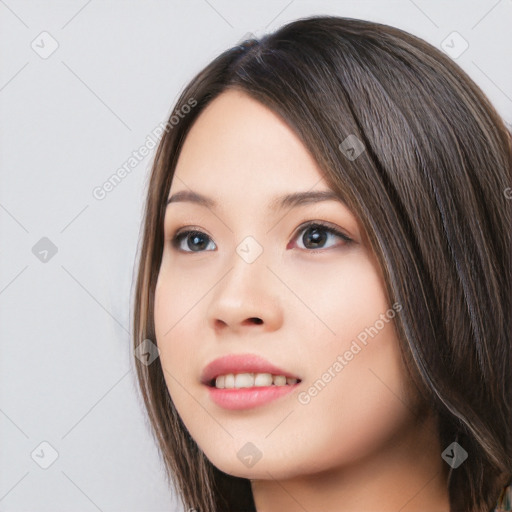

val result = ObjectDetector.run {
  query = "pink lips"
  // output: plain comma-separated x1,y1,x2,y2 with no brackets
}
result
200,353,301,410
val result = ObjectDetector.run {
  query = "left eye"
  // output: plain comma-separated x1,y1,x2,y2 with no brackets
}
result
171,222,351,253
292,222,352,251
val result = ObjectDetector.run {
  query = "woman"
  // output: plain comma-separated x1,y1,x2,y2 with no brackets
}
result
132,15,511,512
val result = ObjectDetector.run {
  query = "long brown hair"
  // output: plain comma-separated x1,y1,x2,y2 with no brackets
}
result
132,15,512,512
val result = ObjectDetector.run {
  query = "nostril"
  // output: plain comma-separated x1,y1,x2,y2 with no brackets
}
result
250,317,263,324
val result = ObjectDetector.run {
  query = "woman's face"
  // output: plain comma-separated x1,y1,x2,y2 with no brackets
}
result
154,89,421,480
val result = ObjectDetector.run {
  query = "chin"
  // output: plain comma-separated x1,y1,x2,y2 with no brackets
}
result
205,446,314,481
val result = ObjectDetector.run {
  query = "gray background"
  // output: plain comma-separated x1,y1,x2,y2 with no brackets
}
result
0,1,511,511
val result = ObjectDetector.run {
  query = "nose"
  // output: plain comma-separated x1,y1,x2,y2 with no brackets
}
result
206,252,284,335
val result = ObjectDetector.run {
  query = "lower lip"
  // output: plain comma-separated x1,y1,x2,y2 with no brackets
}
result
205,384,299,410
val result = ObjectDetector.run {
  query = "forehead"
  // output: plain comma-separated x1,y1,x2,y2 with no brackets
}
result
171,89,327,195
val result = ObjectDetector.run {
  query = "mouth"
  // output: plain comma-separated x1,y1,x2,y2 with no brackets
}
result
206,373,302,389
200,353,302,410
200,353,302,388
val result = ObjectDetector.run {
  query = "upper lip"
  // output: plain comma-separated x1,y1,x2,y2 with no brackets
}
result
200,353,301,386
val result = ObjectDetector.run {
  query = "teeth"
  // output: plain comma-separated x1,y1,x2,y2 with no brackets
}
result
214,373,299,389
273,375,286,386
235,373,254,388
254,373,273,386
225,374,235,389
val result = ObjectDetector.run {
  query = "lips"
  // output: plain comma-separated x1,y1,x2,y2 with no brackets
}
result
200,353,301,386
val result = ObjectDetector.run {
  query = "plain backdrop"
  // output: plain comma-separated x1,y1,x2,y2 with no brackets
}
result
0,1,511,511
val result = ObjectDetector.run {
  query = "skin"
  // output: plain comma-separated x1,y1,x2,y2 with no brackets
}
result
154,89,450,512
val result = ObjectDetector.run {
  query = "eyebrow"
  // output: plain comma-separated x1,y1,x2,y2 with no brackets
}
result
166,189,347,211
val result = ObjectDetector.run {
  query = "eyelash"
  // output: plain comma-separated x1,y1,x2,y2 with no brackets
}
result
170,221,352,254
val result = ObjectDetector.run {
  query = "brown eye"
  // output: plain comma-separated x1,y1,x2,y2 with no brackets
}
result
293,222,351,251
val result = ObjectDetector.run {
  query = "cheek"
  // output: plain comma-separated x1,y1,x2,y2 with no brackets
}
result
288,256,412,466
288,250,394,360
154,282,203,435
281,323,412,478
153,269,198,388
154,260,202,345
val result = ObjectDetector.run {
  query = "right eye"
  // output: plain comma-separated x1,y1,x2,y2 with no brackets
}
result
172,229,217,252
